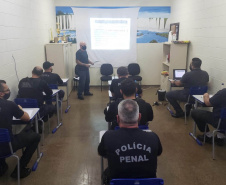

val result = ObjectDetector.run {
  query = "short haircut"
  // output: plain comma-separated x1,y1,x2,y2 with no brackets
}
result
192,58,202,68
0,80,6,92
117,67,128,76
32,67,43,76
118,99,139,124
120,78,136,97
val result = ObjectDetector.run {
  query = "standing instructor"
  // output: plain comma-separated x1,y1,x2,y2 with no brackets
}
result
76,42,94,100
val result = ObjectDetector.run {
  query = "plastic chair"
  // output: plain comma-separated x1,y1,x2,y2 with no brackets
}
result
204,108,226,159
184,86,208,124
110,178,164,185
100,64,113,91
73,65,80,90
0,128,20,185
14,98,46,145
128,63,142,85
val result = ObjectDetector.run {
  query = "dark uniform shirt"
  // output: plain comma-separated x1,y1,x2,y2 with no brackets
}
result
110,77,142,100
105,98,153,126
98,128,162,179
41,72,63,85
0,99,24,140
180,69,209,91
18,77,52,107
76,49,89,71
209,88,226,126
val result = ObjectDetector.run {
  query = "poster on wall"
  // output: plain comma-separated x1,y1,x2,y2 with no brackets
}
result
55,6,171,44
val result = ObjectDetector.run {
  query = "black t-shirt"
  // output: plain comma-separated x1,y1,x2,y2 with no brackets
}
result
110,78,142,100
105,98,153,125
76,49,89,71
18,77,53,107
0,99,24,140
209,89,226,124
98,128,162,179
180,69,209,91
41,72,63,85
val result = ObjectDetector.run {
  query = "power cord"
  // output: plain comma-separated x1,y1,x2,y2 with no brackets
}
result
12,55,20,82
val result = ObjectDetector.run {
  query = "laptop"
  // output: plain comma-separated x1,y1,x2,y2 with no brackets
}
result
173,69,186,80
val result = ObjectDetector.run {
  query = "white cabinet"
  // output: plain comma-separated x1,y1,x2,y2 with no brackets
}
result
160,42,189,91
45,43,74,99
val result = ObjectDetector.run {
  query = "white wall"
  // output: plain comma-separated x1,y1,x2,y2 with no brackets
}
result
170,0,226,93
55,0,171,86
0,0,56,99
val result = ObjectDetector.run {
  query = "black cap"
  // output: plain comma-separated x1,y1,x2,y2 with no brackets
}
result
43,61,54,69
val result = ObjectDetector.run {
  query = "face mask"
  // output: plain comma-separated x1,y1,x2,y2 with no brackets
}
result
51,69,53,72
82,45,87,50
3,92,10,100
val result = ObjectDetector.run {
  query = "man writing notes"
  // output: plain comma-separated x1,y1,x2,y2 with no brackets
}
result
0,80,40,178
166,58,209,118
191,89,226,146
76,42,94,100
99,99,162,184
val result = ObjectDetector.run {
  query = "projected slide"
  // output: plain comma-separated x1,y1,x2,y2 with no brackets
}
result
90,18,130,50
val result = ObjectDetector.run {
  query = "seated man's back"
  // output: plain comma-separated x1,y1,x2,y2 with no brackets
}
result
41,72,63,85
18,77,52,107
99,128,162,179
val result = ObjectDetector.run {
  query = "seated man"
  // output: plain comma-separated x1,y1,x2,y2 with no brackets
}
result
0,80,40,178
99,99,162,184
41,61,65,100
191,89,226,146
166,58,209,118
105,78,153,129
17,66,55,120
110,67,142,100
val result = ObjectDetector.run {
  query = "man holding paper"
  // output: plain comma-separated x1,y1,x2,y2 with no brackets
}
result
76,42,94,100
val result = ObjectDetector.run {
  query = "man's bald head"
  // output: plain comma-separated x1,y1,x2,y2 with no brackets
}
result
32,66,43,77
80,42,87,50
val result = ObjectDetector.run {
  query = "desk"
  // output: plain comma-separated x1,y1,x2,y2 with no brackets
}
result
189,95,213,146
13,108,43,171
59,78,71,113
99,129,152,185
51,89,63,133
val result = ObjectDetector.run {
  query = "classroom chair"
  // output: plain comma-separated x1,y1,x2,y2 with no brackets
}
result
184,86,208,124
204,107,226,159
114,125,149,130
110,178,164,185
0,128,20,185
100,63,113,91
73,65,80,90
14,98,46,145
128,63,142,85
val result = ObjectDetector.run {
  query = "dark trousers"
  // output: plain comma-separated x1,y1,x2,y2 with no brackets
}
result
191,109,217,132
58,90,65,100
77,70,90,96
0,127,40,168
166,90,188,114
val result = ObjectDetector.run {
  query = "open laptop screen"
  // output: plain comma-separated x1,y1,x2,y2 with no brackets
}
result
173,69,186,80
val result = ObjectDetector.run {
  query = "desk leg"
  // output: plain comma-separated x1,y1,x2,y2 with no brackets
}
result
101,156,104,185
32,114,43,171
189,100,202,146
65,82,71,113
52,93,62,134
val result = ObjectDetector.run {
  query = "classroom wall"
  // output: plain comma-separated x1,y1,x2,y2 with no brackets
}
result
170,0,226,94
55,0,171,86
0,0,56,100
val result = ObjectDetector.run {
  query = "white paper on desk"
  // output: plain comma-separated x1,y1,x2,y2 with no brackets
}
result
13,110,33,120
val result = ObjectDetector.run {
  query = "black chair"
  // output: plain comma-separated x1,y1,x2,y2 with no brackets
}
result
73,65,79,91
128,63,142,84
100,64,113,91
